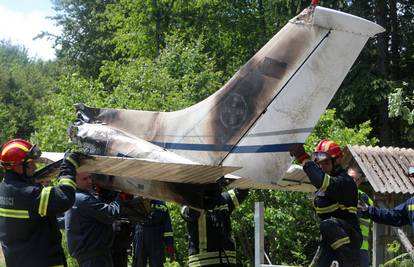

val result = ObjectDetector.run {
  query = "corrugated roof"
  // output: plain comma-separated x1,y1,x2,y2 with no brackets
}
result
343,145,414,194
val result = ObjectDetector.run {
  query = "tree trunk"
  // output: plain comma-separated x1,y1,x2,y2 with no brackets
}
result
152,0,161,56
374,0,393,146
258,0,267,37
389,0,401,80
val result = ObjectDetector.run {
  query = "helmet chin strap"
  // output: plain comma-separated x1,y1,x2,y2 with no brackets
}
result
331,158,342,175
21,161,30,180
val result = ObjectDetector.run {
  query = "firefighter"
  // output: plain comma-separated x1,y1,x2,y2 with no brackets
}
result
348,166,373,267
181,184,249,267
359,162,414,231
0,139,81,267
289,139,362,267
65,173,121,267
132,199,175,267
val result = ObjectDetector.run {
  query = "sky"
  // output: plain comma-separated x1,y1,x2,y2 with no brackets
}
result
0,0,60,60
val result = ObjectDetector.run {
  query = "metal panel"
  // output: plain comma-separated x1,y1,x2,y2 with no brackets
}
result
345,145,414,194
77,156,239,184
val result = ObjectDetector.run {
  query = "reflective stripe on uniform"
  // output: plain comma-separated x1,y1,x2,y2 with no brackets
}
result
359,218,371,250
408,204,414,211
198,211,207,254
315,203,357,214
152,203,168,211
214,204,229,211
58,178,77,190
330,236,350,250
189,250,236,266
38,186,52,217
319,174,331,192
0,207,29,219
164,232,173,237
228,189,239,208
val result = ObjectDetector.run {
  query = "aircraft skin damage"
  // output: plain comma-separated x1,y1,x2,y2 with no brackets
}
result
57,6,384,207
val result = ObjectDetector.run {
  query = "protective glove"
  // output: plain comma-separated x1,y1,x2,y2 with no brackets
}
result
59,151,87,181
357,199,369,213
288,144,310,164
165,245,175,261
63,151,85,169
119,192,133,202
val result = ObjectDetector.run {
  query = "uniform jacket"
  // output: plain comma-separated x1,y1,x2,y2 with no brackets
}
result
0,162,77,267
135,200,174,247
367,196,414,232
181,189,248,267
65,189,121,260
357,190,373,251
303,161,360,230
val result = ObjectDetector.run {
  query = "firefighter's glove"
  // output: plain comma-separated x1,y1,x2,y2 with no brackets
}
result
288,144,310,164
357,199,369,213
59,151,87,180
64,151,85,169
119,192,133,202
165,245,175,261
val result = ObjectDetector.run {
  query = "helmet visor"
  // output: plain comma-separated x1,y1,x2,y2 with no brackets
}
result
25,144,42,162
408,166,414,178
311,151,331,163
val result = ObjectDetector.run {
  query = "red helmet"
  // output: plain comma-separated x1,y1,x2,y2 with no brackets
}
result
0,139,41,170
315,139,343,158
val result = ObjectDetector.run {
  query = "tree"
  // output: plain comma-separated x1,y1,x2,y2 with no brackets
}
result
51,0,117,78
0,40,57,144
331,0,414,147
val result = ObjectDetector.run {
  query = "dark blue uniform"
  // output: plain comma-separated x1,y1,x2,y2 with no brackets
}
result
0,162,77,267
65,189,121,267
304,161,361,267
181,189,248,267
366,197,414,231
132,200,174,267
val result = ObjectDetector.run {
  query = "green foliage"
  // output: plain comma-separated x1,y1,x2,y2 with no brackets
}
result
105,33,223,111
32,74,108,151
388,82,414,125
306,109,379,152
0,40,57,144
379,241,414,267
232,190,319,266
167,203,186,266
51,0,117,78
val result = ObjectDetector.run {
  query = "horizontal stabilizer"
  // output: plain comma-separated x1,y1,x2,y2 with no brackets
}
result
78,156,239,184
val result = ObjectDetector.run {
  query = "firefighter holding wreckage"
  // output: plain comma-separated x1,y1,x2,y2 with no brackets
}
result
181,184,249,267
289,139,362,267
0,139,82,267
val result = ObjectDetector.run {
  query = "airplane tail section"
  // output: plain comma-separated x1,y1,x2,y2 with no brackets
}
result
73,6,384,191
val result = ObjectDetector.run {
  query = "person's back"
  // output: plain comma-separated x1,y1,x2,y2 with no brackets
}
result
181,187,249,267
133,199,174,267
65,173,121,267
0,139,80,266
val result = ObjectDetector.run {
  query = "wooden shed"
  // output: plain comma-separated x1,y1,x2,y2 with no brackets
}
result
342,145,414,266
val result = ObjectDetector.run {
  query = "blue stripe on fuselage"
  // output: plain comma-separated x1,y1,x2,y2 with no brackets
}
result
151,141,301,153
